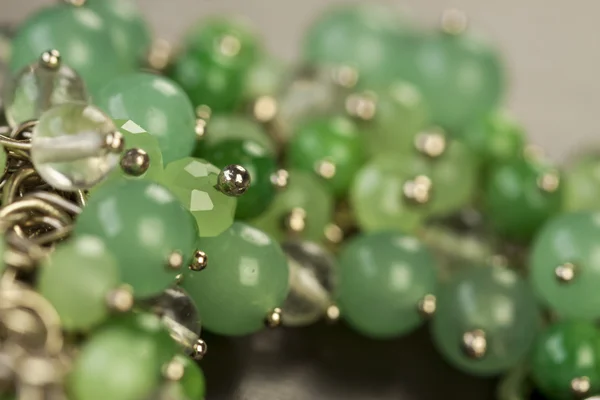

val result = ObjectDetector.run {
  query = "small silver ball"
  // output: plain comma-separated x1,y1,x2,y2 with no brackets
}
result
462,329,487,359
40,50,61,69
217,164,251,197
120,148,150,177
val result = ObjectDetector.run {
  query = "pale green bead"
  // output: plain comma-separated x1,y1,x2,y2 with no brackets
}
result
564,155,600,212
203,114,275,155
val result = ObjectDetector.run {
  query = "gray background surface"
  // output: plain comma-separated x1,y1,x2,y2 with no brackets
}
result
3,0,599,162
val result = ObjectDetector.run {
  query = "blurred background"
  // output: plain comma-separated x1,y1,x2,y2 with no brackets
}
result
3,0,600,162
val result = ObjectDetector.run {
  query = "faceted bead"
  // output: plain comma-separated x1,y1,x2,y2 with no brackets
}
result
96,73,196,164
31,103,121,191
431,266,540,376
484,157,562,241
288,116,365,197
10,5,126,96
564,154,600,212
4,57,88,127
113,119,164,181
250,170,334,243
198,139,276,220
38,235,119,331
181,222,289,336
337,231,437,338
203,114,275,155
531,321,600,400
75,179,198,298
281,241,337,327
530,211,600,320
176,355,206,400
162,157,236,237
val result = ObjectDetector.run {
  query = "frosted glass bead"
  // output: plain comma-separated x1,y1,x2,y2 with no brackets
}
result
31,103,122,191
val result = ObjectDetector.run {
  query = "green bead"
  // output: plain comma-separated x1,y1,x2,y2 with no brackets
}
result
203,114,275,155
181,222,289,336
163,157,236,237
564,154,600,212
250,170,334,243
38,235,119,331
532,321,600,400
176,355,206,400
96,73,196,164
431,266,540,376
288,116,365,197
530,211,600,320
337,231,437,338
10,5,126,96
400,31,505,133
198,139,276,220
484,157,562,241
111,119,164,181
243,55,285,101
75,179,198,298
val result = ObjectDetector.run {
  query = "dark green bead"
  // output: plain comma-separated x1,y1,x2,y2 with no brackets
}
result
197,138,276,220
288,116,365,197
531,321,600,400
484,158,562,241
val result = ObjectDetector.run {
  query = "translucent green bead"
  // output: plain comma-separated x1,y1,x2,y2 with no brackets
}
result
113,119,164,181
484,157,562,241
75,179,198,298
96,73,196,164
176,355,206,400
288,116,365,197
250,170,334,243
203,114,275,155
198,139,276,220
431,266,540,376
337,231,437,338
564,155,600,212
163,157,236,237
10,5,126,96
38,235,119,331
531,321,600,400
530,212,600,320
181,222,289,336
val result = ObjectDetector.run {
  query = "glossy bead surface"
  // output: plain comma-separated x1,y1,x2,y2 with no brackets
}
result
564,155,600,212
288,116,365,196
31,103,121,191
113,119,163,181
337,232,436,338
38,235,119,331
75,179,198,298
484,157,562,241
203,114,275,155
176,355,206,400
10,5,125,95
198,139,276,220
531,321,600,400
181,222,289,336
96,73,196,164
4,57,88,127
530,211,600,320
431,266,540,376
163,157,236,237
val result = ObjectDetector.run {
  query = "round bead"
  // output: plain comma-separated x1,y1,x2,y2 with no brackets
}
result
181,222,289,336
281,241,337,326
176,355,206,400
75,179,198,298
31,103,121,191
204,114,275,155
243,55,285,101
530,211,600,320
337,232,436,338
38,235,119,331
250,170,334,242
10,5,126,96
564,154,600,212
162,157,237,237
484,157,562,241
531,321,600,400
198,139,276,220
96,73,196,164
4,55,88,127
288,116,365,197
431,266,540,376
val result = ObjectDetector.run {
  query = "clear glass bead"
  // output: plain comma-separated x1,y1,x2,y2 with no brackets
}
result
31,103,121,191
281,241,337,327
4,58,88,128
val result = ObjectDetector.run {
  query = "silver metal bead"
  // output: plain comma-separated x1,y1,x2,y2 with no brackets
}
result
166,251,184,271
39,50,61,70
462,329,487,359
162,357,185,382
403,175,433,205
252,95,278,123
555,262,576,283
189,250,208,272
325,304,341,323
345,92,377,121
281,207,307,235
216,164,251,197
120,148,150,177
265,308,283,328
417,294,437,318
440,9,469,35
314,159,336,180
104,131,125,153
414,129,447,158
105,286,134,313
537,171,561,193
270,169,289,190
571,376,591,397
191,339,208,361
195,118,207,140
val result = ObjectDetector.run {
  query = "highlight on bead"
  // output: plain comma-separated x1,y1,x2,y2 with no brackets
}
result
40,49,61,69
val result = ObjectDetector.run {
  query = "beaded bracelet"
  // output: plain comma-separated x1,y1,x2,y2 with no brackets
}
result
0,1,598,400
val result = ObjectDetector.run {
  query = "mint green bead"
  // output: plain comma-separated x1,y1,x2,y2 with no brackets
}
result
75,179,198,298
564,155,600,212
337,231,437,338
96,73,196,164
250,170,334,243
288,116,365,197
181,222,289,336
38,235,119,331
176,355,206,400
163,157,236,237
431,266,540,376
10,5,126,96
530,211,600,320
203,114,275,155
